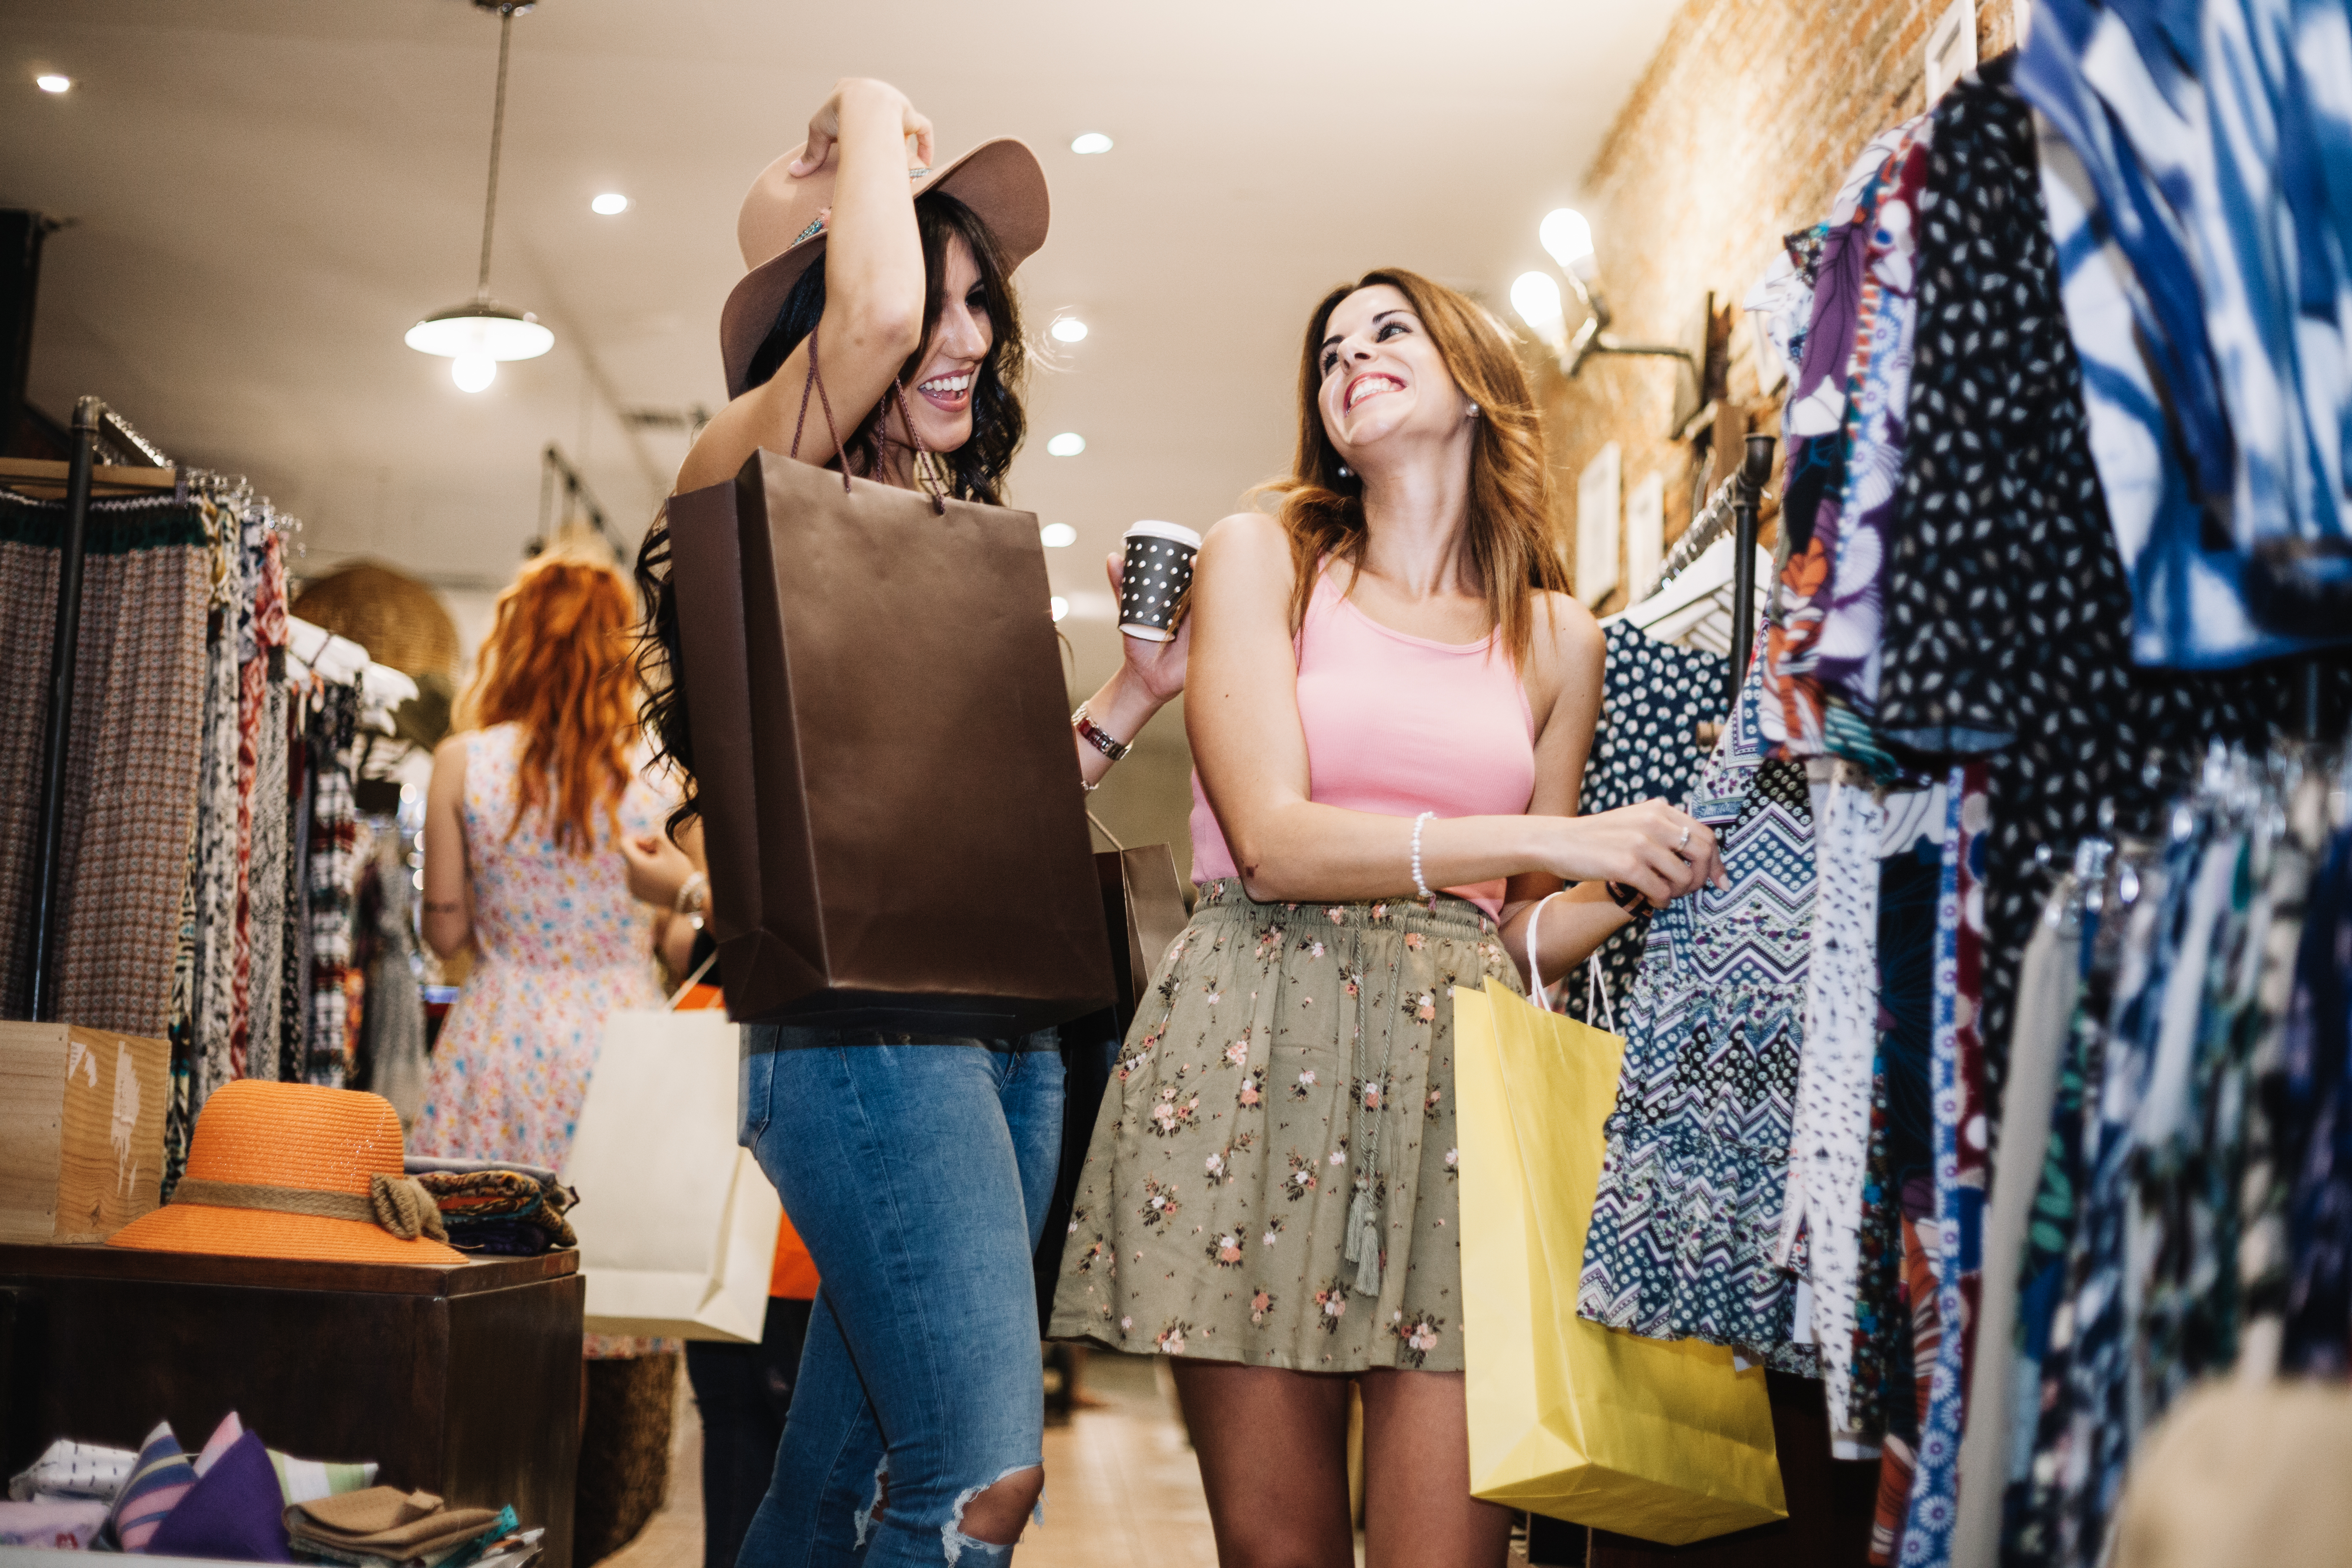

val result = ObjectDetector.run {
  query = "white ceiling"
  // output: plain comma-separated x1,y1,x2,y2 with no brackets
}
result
0,0,1675,694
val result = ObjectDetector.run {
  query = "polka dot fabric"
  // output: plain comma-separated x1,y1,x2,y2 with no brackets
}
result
1561,622,1730,1028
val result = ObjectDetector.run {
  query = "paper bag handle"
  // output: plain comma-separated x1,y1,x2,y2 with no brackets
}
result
665,949,721,1012
789,327,948,516
1524,890,1565,1011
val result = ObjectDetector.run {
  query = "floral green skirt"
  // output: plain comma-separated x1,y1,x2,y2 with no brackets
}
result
1047,880,1523,1373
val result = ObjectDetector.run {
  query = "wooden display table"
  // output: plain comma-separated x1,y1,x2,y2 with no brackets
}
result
0,1243,583,1568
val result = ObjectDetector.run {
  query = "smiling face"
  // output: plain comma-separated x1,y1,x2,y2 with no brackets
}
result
1314,284,1475,468
897,233,993,455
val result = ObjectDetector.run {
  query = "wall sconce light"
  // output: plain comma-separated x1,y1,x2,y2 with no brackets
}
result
1514,208,1698,382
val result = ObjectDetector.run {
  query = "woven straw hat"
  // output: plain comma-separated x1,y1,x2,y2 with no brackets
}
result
291,562,460,678
110,1082,464,1266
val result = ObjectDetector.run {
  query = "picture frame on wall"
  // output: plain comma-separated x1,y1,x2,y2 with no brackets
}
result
1625,472,1664,606
1576,442,1622,609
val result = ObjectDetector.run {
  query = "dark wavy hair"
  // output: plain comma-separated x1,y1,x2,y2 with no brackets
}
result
634,191,1028,835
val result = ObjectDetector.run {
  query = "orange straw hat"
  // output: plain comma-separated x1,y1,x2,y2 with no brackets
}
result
719,136,1049,400
110,1081,464,1266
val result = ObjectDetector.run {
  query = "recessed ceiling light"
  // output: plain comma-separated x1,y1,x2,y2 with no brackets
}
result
1046,432,1086,457
1039,522,1078,547
1050,317,1088,344
591,193,629,216
1050,596,1070,622
36,74,70,94
1070,132,1113,155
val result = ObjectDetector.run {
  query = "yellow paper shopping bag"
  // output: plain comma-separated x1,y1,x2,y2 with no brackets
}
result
1456,980,1785,1545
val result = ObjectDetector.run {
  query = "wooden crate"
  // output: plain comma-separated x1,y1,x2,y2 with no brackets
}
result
0,1023,169,1244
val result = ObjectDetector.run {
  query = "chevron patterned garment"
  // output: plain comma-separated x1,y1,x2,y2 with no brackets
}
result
1576,658,1818,1371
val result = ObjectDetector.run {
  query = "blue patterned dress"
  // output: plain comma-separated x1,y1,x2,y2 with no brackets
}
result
1576,661,1818,1369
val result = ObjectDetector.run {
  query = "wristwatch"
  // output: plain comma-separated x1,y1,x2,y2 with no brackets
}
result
1072,702,1131,763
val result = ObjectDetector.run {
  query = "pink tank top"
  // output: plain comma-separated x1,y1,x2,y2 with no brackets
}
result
1189,567,1538,917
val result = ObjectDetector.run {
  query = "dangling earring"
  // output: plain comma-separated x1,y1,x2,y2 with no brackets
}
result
1336,463,1351,478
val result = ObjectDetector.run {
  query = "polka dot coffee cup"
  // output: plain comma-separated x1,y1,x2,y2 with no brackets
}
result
1119,521,1200,642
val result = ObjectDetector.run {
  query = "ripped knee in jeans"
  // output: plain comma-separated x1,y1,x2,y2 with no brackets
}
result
941,1464,1044,1564
852,1456,889,1548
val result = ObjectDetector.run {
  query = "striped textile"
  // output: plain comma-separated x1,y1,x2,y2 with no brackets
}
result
105,1421,193,1550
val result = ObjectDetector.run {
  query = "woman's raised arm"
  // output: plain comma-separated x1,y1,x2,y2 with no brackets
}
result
677,78,934,494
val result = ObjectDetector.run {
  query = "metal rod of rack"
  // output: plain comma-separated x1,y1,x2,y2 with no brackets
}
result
1727,432,1775,711
27,396,101,1020
1656,470,1743,592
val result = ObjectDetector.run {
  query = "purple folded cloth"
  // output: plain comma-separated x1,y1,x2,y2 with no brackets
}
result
148,1431,291,1562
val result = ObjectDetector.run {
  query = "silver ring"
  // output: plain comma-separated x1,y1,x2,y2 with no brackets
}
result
1677,825,1692,852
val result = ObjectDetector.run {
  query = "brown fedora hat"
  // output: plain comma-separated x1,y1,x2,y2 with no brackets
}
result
719,138,1050,401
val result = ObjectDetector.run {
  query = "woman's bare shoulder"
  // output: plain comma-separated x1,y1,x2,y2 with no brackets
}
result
1533,588,1602,662
1526,588,1604,721
1195,511,1293,588
1201,510,1287,553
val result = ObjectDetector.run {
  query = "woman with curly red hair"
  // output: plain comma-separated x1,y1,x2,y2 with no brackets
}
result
415,547,668,1177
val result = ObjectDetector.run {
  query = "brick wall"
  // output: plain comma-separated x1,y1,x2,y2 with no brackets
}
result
1540,0,2020,609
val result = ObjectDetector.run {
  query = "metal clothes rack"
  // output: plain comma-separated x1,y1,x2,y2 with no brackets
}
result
1640,433,1777,709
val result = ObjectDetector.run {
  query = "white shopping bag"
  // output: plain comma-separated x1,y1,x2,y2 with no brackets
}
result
562,995,781,1343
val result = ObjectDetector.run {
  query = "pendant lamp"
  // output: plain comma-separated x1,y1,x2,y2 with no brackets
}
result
405,0,554,392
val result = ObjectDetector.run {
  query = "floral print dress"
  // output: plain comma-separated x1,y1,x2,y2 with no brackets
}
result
1048,882,1522,1374
414,724,669,1176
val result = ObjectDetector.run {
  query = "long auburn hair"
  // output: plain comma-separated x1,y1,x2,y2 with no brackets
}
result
1257,268,1568,666
635,191,1029,834
459,552,640,854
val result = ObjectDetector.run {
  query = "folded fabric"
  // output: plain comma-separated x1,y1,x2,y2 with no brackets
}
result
411,1169,576,1252
151,1430,291,1563
436,1220,553,1257
412,1171,546,1221
195,1411,247,1477
0,1499,110,1548
287,1488,503,1562
272,1452,379,1506
107,1420,196,1550
403,1157,559,1187
8,1438,136,1503
462,1525,542,1568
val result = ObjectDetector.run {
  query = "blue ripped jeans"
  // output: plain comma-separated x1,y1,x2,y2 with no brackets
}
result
735,1030,1063,1568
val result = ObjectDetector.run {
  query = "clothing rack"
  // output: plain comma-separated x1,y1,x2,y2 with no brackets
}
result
1656,472,1746,591
1642,434,1777,709
1727,434,1773,707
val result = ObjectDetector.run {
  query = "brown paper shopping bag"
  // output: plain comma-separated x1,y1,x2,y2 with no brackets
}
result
1455,979,1785,1545
664,354,1114,1037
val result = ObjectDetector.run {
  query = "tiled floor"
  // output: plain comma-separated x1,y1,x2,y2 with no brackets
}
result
1023,1354,1219,1568
598,1351,1221,1568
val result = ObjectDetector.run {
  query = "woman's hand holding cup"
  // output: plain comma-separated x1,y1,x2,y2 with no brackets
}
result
1109,550,1189,704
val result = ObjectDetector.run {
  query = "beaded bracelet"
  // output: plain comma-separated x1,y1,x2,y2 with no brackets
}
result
1411,811,1436,907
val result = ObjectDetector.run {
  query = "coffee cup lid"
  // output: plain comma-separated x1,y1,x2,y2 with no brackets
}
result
1123,520,1201,549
